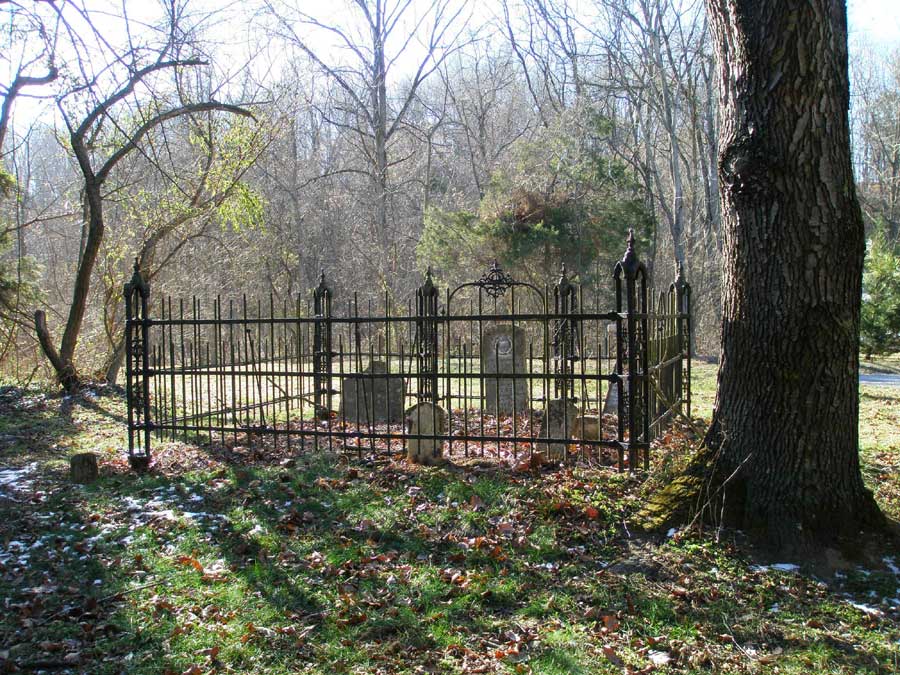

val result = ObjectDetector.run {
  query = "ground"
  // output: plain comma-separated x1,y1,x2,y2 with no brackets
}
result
0,363,898,674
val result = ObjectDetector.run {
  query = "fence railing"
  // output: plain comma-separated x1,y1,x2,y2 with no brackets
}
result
124,231,690,472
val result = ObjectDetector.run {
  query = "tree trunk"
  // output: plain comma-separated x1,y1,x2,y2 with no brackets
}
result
641,0,885,553
104,337,125,385
34,310,78,390
645,0,685,266
372,16,390,291
61,180,104,369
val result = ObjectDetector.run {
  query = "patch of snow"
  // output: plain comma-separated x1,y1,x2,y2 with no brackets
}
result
181,512,226,521
752,563,800,573
648,651,671,666
849,601,883,617
0,463,37,495
146,509,180,522
768,603,780,613
666,528,677,538
883,557,900,576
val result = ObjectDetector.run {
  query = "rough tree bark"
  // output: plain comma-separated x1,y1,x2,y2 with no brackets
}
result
641,0,885,553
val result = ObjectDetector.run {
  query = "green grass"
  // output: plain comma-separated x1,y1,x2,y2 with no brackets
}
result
0,374,898,674
860,353,900,375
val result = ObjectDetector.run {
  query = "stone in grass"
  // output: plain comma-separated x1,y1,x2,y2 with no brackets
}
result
129,455,150,472
537,398,579,461
482,324,529,416
70,452,98,483
340,360,407,425
405,402,447,466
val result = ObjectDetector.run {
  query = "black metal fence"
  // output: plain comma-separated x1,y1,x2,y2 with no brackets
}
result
124,232,691,471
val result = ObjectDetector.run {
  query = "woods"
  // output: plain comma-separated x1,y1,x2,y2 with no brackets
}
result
1,1,898,383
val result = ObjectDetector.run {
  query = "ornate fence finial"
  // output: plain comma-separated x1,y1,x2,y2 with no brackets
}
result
620,228,641,277
125,257,148,297
416,266,439,402
556,261,574,299
421,266,436,294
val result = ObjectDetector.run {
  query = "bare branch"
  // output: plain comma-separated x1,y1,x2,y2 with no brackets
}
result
96,101,253,183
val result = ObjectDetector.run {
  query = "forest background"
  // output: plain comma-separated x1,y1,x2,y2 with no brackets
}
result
1,0,898,384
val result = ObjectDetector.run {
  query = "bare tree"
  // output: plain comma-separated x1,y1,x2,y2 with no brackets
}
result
28,1,253,389
264,0,472,294
0,2,60,159
852,44,900,243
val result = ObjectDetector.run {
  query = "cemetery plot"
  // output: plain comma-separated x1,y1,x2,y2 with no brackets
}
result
124,235,691,472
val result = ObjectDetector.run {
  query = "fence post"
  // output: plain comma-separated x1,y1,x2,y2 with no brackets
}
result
613,230,649,471
657,287,674,424
124,259,152,471
672,262,692,419
553,264,578,402
313,271,333,420
416,267,440,403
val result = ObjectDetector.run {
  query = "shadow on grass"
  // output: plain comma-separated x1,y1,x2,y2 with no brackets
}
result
2,382,898,674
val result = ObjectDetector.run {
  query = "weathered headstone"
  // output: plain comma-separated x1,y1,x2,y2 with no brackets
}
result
573,414,601,442
70,452,98,483
538,398,579,460
603,380,625,415
405,402,448,465
339,360,406,425
482,324,528,415
603,323,620,415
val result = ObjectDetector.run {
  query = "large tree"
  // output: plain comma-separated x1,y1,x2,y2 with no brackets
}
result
643,0,886,552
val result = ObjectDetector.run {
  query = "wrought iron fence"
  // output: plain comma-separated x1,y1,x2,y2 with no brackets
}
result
124,231,690,472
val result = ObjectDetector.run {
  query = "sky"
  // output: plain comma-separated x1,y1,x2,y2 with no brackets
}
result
848,0,900,45
2,0,900,137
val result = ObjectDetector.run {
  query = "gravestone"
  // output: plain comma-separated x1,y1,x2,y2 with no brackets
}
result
603,380,625,415
482,324,528,415
405,402,448,465
538,398,579,460
603,323,619,415
70,452,98,483
339,360,406,424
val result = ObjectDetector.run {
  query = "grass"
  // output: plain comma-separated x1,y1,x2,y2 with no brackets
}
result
860,353,900,375
0,369,898,674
